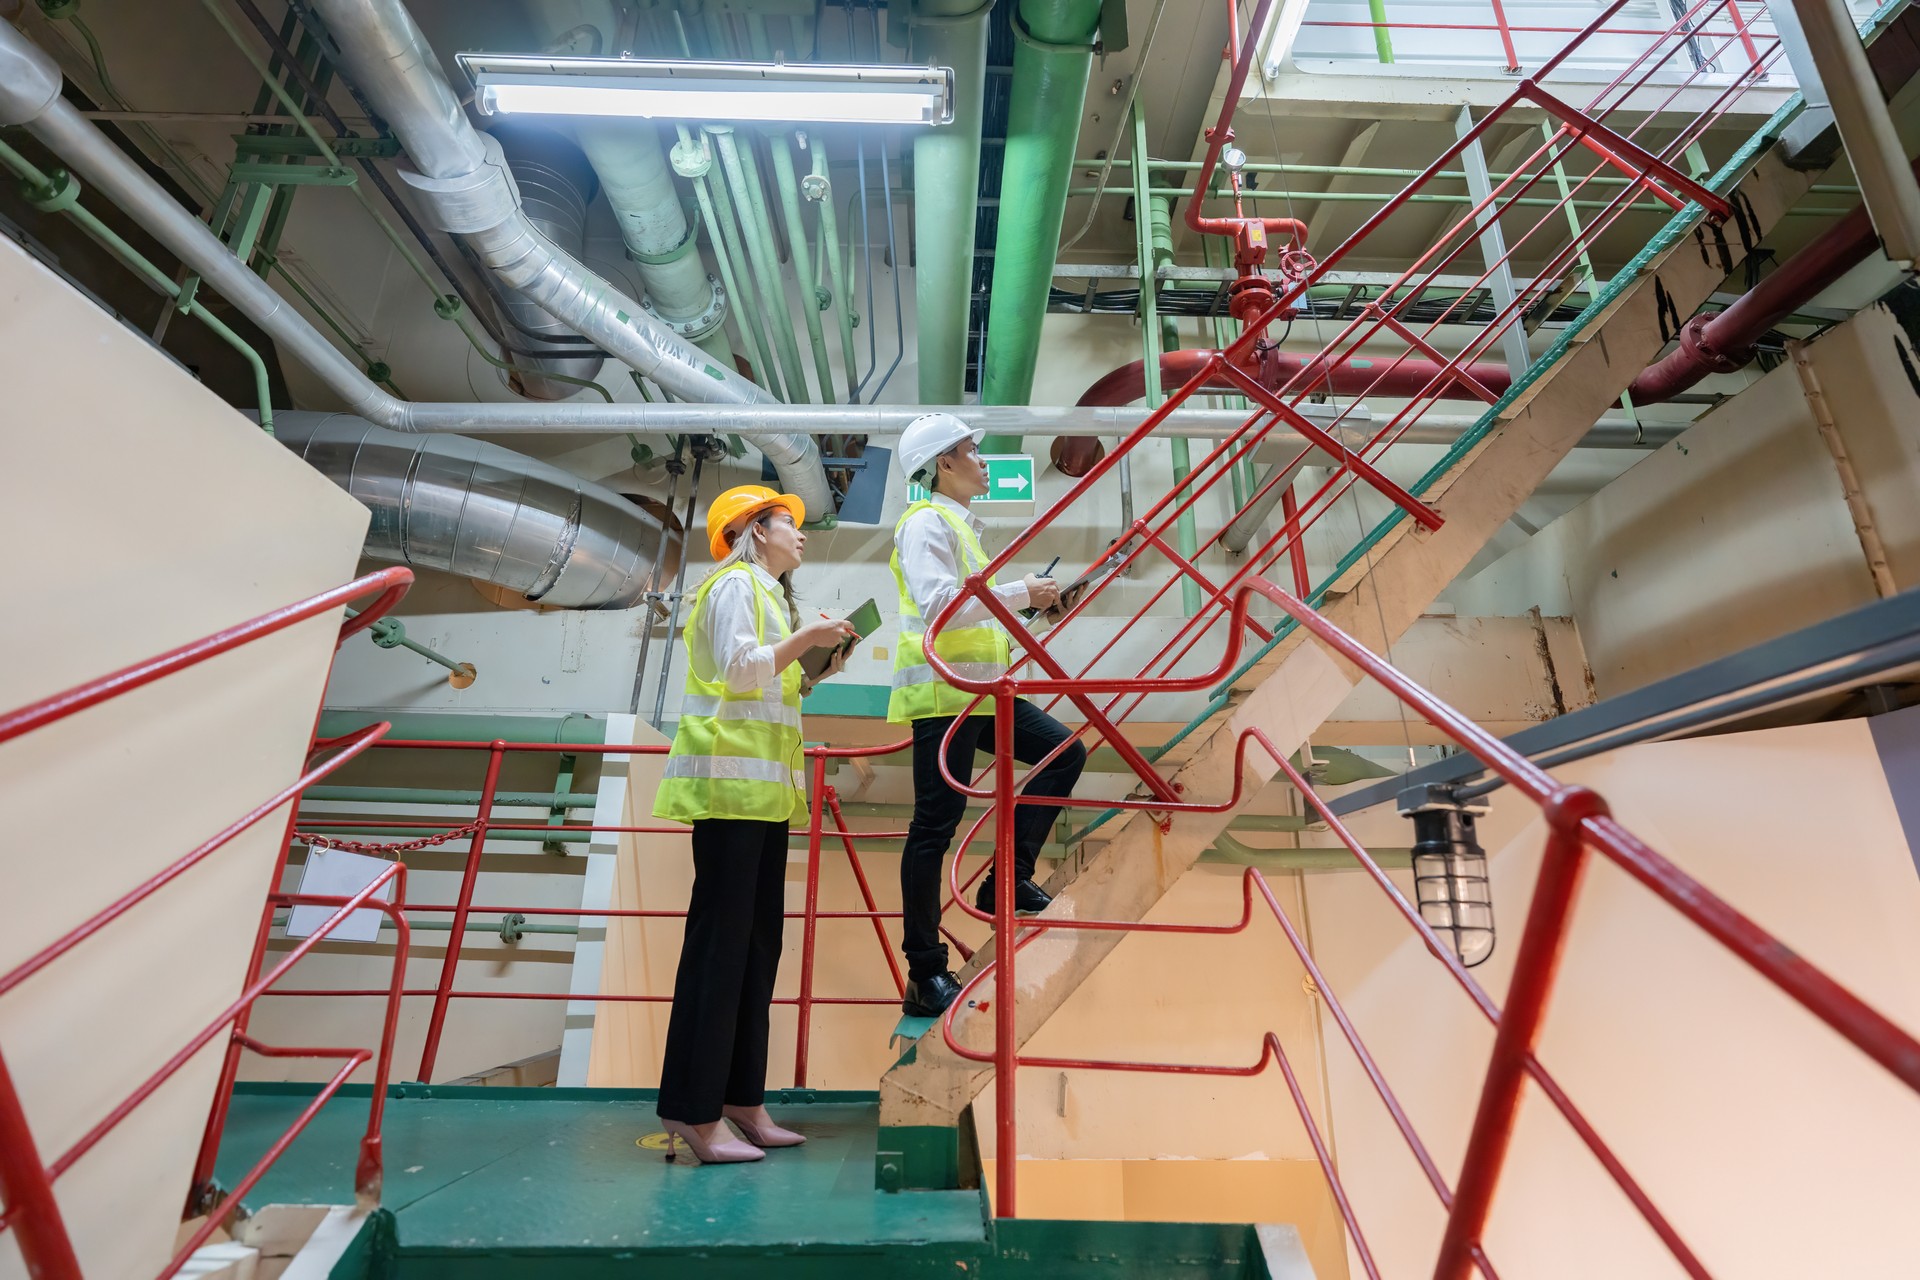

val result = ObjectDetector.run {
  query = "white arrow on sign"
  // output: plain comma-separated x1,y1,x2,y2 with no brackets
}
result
1000,472,1029,493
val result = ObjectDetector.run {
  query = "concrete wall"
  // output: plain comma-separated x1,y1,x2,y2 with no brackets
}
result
1450,296,1920,697
0,240,368,1279
1303,714,1920,1278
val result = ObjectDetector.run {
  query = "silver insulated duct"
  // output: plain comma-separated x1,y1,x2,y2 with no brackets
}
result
491,121,606,399
278,411,672,609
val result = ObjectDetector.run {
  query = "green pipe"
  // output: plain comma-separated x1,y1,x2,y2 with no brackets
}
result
195,0,447,303
0,138,274,432
768,132,838,402
709,126,811,402
908,0,992,405
315,711,610,745
345,607,481,676
808,136,861,401
1130,109,1201,617
304,787,597,808
978,0,1104,448
678,127,781,396
266,259,406,397
1369,0,1396,63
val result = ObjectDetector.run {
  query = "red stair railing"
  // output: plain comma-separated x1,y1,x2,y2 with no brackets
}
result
905,0,1897,1256
0,568,416,1280
938,576,1920,1276
271,733,963,1088
942,0,1783,834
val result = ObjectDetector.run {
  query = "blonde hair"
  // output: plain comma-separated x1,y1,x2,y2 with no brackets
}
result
700,512,800,630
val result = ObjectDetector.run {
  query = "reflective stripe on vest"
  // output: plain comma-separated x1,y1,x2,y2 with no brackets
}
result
653,564,807,824
887,499,1013,724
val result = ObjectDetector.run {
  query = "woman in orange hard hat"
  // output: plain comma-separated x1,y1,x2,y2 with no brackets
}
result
650,485,856,1166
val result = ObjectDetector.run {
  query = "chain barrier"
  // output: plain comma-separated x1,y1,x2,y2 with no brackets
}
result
293,819,485,856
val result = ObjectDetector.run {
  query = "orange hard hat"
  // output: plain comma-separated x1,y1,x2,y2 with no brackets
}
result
705,485,806,560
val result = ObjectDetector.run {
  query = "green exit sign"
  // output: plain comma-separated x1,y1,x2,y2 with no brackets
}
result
908,454,1036,505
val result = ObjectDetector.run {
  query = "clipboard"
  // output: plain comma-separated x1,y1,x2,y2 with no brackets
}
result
800,597,882,681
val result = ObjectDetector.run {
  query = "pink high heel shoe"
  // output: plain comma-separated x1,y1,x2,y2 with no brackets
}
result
722,1105,807,1148
661,1119,764,1165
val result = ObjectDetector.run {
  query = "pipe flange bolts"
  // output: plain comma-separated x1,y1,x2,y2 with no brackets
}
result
499,912,527,944
640,275,728,339
669,137,710,179
814,286,833,311
1678,313,1746,375
369,618,407,649
800,173,830,202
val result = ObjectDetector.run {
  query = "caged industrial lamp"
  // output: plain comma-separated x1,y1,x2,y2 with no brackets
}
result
458,54,955,126
1398,783,1496,968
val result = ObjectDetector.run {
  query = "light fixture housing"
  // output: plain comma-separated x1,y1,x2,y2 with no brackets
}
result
459,54,955,126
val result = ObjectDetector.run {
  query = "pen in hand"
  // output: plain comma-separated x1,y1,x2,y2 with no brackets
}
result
1021,556,1063,619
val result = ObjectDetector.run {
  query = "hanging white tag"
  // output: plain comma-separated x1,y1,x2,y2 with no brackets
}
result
285,847,395,944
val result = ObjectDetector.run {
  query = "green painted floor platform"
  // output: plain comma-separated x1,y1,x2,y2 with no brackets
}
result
216,1083,1291,1278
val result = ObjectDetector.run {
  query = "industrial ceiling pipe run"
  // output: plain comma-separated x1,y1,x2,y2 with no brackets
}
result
1625,152,1920,403
1056,346,1514,475
0,19,1674,465
299,0,829,513
0,14,833,518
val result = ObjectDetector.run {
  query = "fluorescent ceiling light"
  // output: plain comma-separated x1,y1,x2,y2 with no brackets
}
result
459,54,954,125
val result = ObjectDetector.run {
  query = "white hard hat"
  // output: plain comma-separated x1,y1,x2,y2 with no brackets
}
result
898,412,983,484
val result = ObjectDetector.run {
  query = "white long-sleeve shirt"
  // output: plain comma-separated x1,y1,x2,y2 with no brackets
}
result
895,493,1032,630
689,563,789,695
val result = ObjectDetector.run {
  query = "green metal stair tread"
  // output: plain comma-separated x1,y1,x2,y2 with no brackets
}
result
215,1085,985,1256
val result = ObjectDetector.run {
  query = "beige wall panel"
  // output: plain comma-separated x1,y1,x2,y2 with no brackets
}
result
1452,299,1920,697
0,240,368,1279
1306,719,1920,1279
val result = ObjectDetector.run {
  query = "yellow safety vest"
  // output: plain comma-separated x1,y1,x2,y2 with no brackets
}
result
653,564,807,824
887,499,1014,724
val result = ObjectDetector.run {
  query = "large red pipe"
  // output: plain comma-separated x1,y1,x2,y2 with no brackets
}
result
1627,200,1882,404
1058,347,1513,475
1628,146,1920,404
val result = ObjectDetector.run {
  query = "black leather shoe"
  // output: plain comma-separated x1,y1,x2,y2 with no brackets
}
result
975,877,1054,917
902,971,963,1017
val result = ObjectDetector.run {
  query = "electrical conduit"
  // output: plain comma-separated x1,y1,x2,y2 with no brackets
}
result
979,0,1105,453
709,125,812,402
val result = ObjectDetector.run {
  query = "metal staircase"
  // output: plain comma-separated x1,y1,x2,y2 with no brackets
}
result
879,0,1920,1257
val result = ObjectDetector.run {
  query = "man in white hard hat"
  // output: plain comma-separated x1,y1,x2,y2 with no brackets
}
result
887,412,1087,1017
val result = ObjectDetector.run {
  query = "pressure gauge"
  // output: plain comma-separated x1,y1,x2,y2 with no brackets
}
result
1222,146,1248,173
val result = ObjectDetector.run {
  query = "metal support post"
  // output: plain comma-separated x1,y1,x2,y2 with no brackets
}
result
794,760,830,1086
1434,789,1603,1277
1455,106,1532,382
417,742,504,1083
991,685,1020,1218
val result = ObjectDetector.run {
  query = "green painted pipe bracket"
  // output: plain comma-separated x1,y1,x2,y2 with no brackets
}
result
19,168,82,215
231,134,401,159
230,162,357,187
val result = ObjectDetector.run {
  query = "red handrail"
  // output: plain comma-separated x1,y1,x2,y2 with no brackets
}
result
919,0,1778,844
937,572,1920,1270
0,568,415,1280
275,733,945,1088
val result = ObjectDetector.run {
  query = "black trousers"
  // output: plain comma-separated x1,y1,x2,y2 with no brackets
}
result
656,818,787,1124
899,701,1086,981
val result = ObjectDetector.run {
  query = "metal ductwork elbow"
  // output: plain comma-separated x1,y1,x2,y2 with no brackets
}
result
277,411,675,609
489,121,607,399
